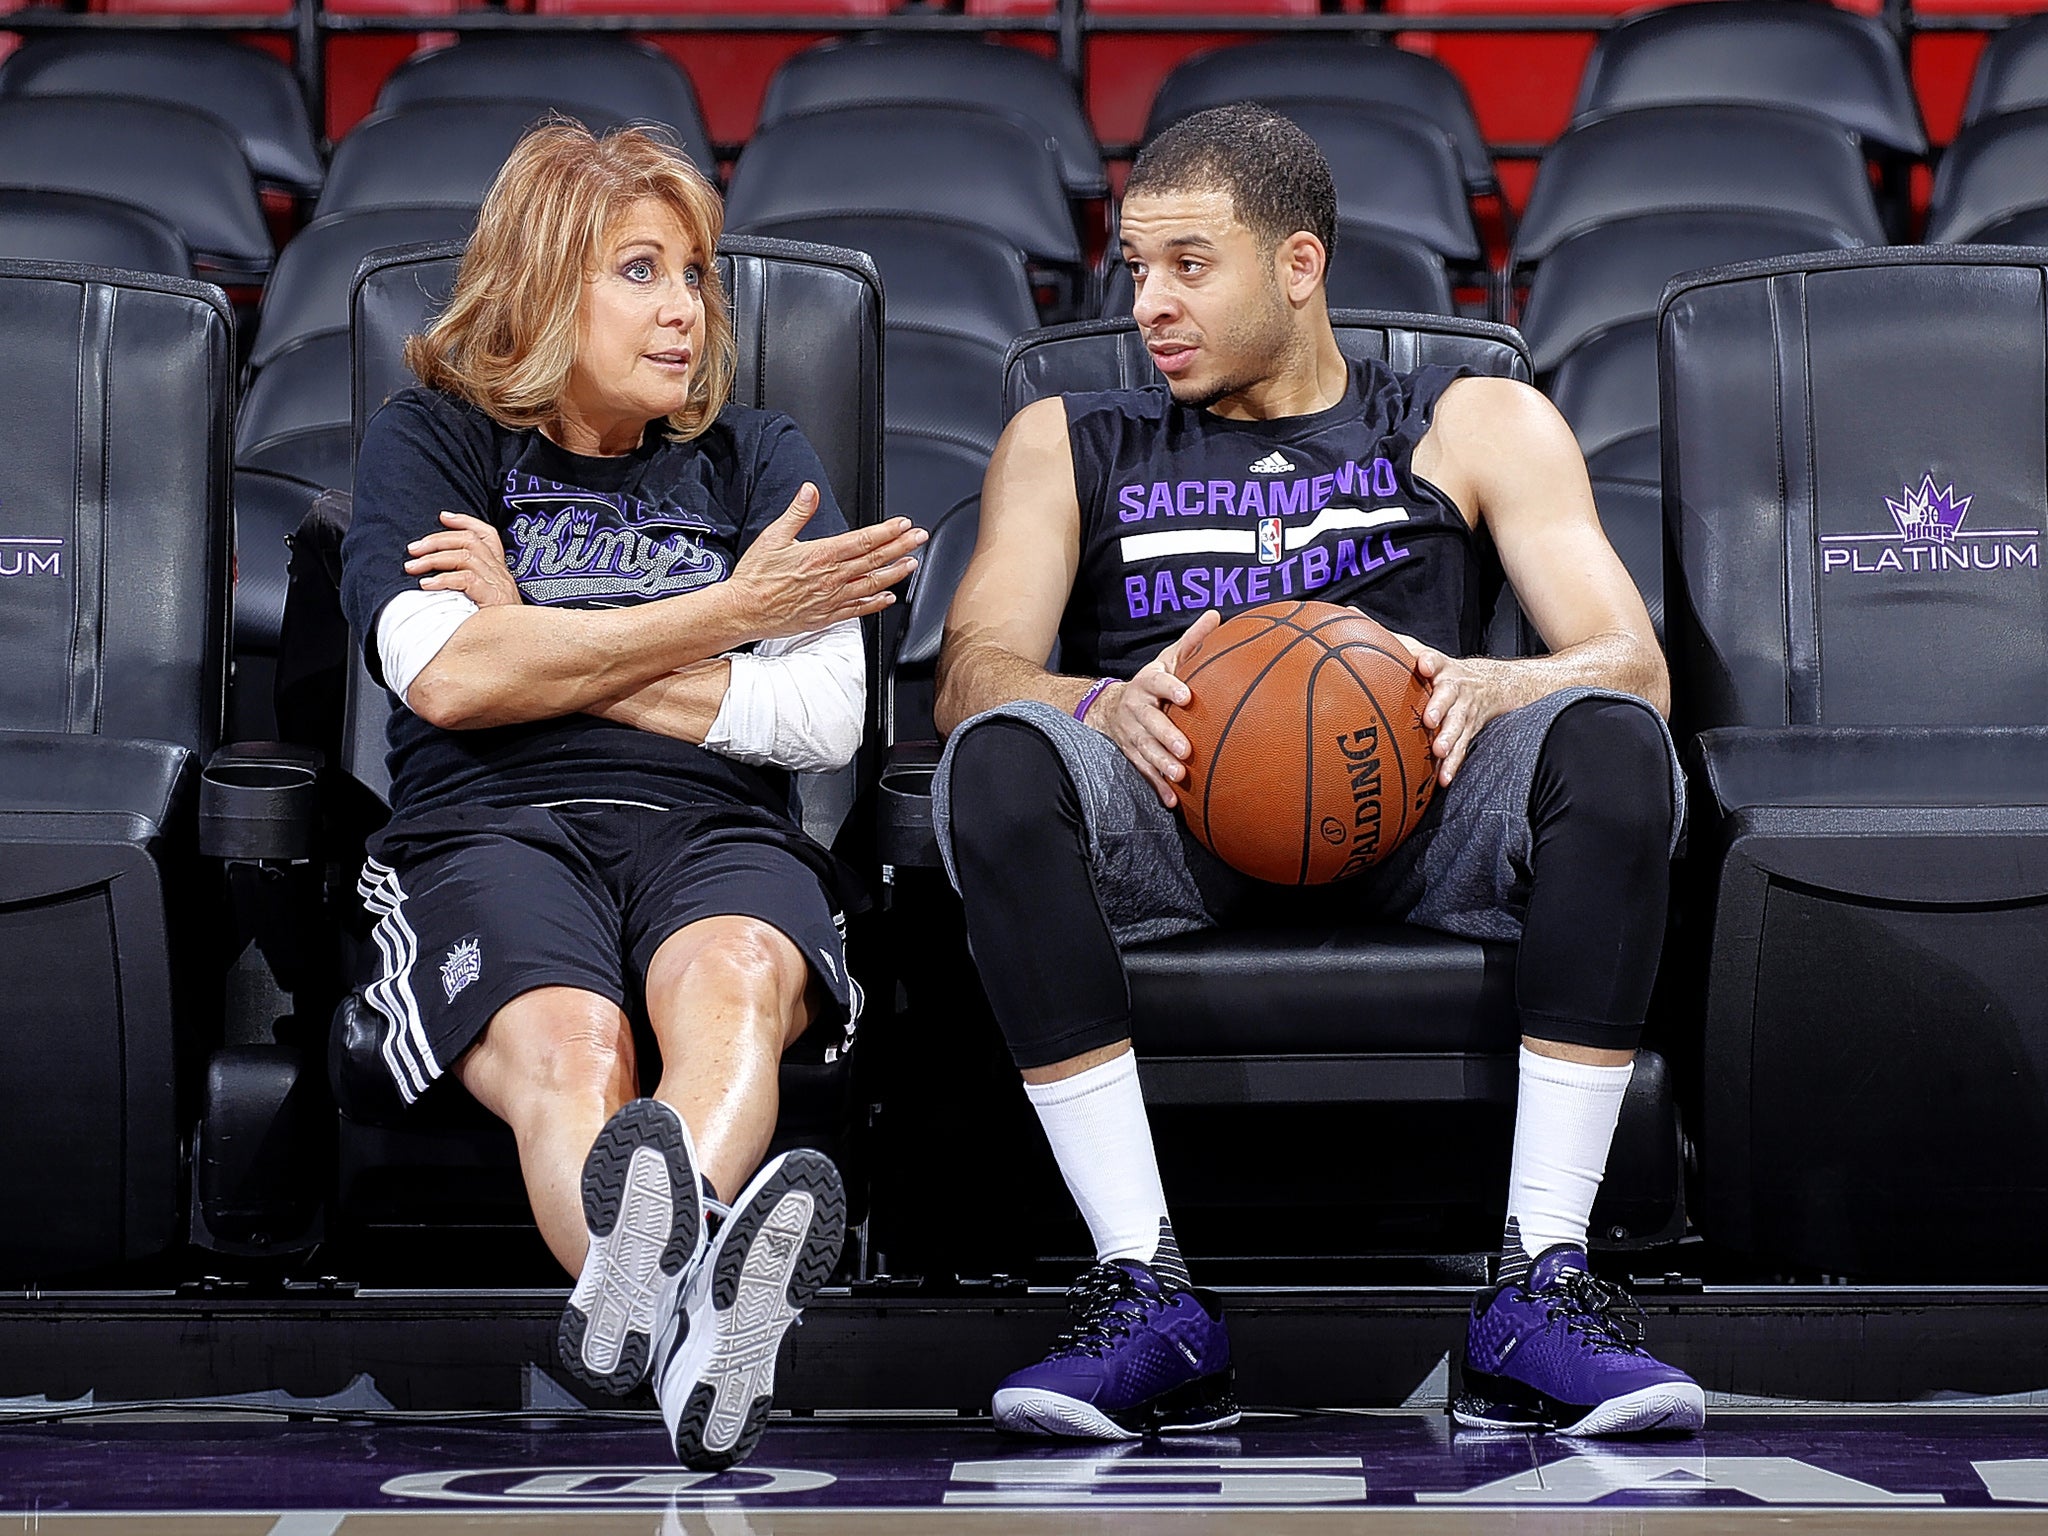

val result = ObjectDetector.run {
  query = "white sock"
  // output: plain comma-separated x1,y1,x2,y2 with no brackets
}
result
1501,1045,1634,1283
1023,1051,1189,1287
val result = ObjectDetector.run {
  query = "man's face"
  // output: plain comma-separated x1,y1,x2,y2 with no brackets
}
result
1119,187,1297,409
563,198,709,437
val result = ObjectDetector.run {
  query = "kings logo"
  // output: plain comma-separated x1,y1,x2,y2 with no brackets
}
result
1820,473,2039,576
1887,476,1970,545
441,936,482,1003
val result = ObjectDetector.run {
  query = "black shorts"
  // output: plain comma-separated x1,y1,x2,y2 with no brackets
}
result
355,801,860,1106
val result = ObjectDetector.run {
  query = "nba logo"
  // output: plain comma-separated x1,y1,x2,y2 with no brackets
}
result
1257,516,1283,565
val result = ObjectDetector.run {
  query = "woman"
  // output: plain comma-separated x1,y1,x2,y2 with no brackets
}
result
338,119,923,1469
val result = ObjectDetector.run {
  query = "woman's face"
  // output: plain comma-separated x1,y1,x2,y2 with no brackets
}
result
558,198,708,454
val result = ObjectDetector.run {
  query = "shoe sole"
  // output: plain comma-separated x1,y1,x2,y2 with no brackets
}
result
671,1148,845,1472
992,1369,1241,1442
1453,1380,1706,1437
558,1101,700,1397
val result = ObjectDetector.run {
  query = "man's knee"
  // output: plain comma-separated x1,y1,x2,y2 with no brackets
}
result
1534,698,1673,854
948,718,1076,860
474,988,635,1105
656,918,810,1026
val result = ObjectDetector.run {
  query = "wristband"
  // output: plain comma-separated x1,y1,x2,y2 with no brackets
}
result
1074,676,1116,723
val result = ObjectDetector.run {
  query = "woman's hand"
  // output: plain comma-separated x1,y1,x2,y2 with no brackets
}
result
406,511,522,607
727,482,927,640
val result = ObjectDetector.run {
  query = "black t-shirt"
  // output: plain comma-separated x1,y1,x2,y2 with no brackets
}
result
341,386,847,824
1061,357,1493,679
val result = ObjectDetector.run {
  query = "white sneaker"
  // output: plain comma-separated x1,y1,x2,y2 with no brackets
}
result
653,1147,846,1470
558,1099,704,1397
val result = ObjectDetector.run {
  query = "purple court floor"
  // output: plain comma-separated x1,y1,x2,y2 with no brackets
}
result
6,1411,2048,1531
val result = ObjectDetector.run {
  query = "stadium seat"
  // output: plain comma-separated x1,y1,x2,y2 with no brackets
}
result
1966,203,2048,245
1144,38,1496,197
874,312,1685,1269
1517,208,1868,375
312,236,884,1261
1513,104,1887,266
723,104,1083,310
1661,245,2048,1279
1589,474,1662,646
230,466,325,743
1102,217,1457,319
0,97,272,283
374,37,715,173
237,333,353,484
1572,1,1925,156
1925,106,2048,245
249,207,476,377
0,261,235,1278
1066,0,1320,151
758,36,1106,201
0,36,323,203
1543,316,1653,472
314,100,631,221
0,188,192,277
1960,11,2048,128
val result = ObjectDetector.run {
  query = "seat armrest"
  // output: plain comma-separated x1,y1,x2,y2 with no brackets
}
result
1694,725,2048,816
879,739,944,869
199,740,322,860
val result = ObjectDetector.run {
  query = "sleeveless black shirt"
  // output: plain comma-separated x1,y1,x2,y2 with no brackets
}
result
1061,357,1492,679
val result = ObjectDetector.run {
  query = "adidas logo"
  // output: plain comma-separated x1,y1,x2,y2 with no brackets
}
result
1248,451,1295,474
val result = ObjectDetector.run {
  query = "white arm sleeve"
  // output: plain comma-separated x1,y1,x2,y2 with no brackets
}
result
376,588,480,708
703,617,866,772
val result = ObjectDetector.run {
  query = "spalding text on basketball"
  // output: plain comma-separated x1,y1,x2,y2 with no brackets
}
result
1334,725,1385,882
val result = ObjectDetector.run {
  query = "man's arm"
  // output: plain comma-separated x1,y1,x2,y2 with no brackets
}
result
934,396,1220,807
1406,376,1668,783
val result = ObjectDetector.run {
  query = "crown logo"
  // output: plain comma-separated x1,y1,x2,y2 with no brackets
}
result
1885,475,1972,546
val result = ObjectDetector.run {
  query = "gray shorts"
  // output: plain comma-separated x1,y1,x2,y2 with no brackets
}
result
931,687,1685,948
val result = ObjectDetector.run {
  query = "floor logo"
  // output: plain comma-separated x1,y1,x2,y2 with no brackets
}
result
1822,475,2039,575
380,1466,836,1505
946,1456,1368,1506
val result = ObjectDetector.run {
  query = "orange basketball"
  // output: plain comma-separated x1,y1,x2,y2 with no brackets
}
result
1169,600,1438,885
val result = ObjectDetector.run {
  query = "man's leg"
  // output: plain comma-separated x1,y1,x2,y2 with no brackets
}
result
947,715,1233,1439
456,987,639,1275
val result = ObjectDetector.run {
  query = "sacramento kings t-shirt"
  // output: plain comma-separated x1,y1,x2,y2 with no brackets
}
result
342,385,846,823
1061,356,1495,679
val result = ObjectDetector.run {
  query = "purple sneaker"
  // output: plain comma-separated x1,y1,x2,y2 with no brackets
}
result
1455,1245,1705,1436
991,1260,1239,1440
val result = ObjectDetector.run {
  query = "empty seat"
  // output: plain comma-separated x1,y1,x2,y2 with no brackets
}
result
1544,316,1654,469
760,37,1105,201
250,207,476,374
230,466,324,742
375,37,714,172
886,429,990,536
1070,0,1319,150
1968,205,2048,245
0,259,235,1278
1518,208,1868,374
1926,106,2048,245
315,100,631,221
1145,38,1495,195
1574,0,1925,155
1662,246,2048,1279
724,104,1080,272
0,96,271,282
0,35,323,201
0,188,191,276
1962,12,2048,127
239,333,352,468
1514,104,1887,265
1103,218,1455,318
887,328,1007,453
1589,474,1662,645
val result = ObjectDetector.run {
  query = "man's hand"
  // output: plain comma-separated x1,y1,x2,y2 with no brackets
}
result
406,511,521,606
727,482,927,641
1087,608,1222,807
1394,634,1528,786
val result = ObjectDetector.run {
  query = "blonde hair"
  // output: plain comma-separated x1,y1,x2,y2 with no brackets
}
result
404,118,736,440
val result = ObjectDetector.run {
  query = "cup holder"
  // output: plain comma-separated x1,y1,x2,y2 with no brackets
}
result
199,741,322,861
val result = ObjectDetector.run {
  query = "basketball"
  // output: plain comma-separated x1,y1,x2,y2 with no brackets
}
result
1169,600,1437,885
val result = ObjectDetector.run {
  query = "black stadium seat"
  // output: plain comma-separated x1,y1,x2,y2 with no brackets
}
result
1513,104,1887,267
1925,106,2048,246
759,36,1106,201
1589,474,1662,646
1572,0,1926,156
0,260,235,1278
1967,204,2048,246
230,466,325,743
249,207,477,376
1961,12,2048,128
0,35,325,201
0,97,273,282
318,237,885,1259
1102,217,1455,319
0,188,192,277
1543,316,1655,477
1517,208,1868,376
237,332,353,486
1660,245,2048,1279
1250,100,1481,265
375,37,715,174
315,100,632,221
1145,38,1496,197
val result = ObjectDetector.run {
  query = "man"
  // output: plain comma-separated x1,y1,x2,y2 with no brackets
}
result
931,104,1700,1440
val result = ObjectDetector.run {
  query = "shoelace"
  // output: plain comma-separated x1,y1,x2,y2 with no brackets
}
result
1048,1263,1154,1360
1532,1267,1650,1356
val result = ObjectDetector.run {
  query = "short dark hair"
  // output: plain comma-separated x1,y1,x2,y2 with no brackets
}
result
1125,103,1338,258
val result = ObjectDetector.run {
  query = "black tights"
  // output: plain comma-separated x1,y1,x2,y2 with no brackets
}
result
946,697,1674,1070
